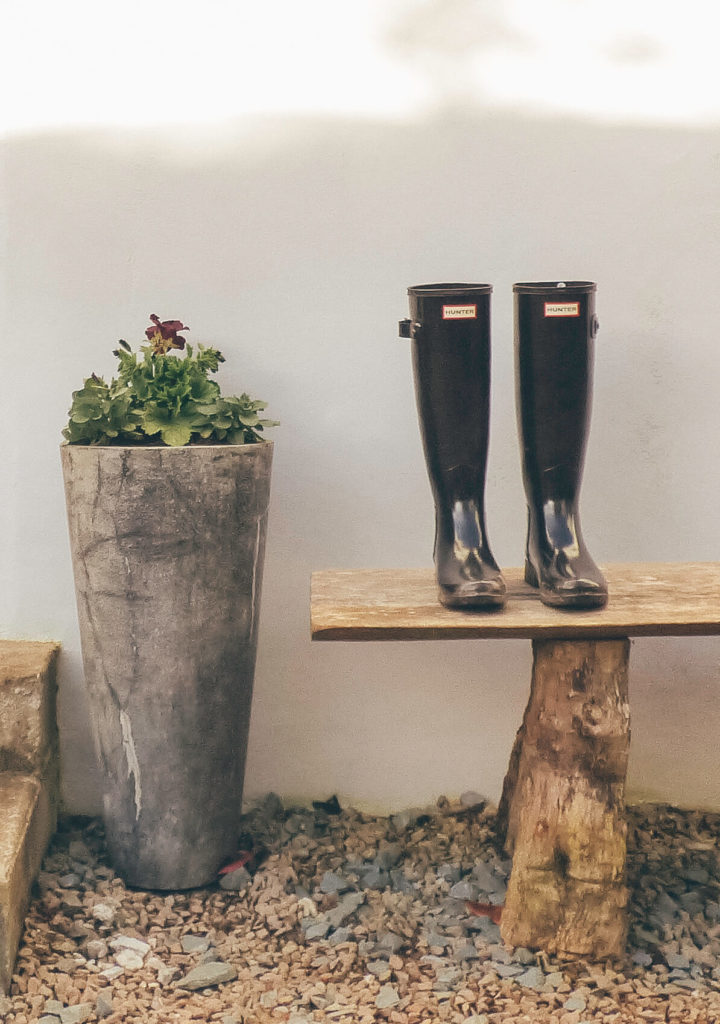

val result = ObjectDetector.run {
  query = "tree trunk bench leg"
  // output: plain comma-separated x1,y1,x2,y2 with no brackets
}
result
497,638,631,959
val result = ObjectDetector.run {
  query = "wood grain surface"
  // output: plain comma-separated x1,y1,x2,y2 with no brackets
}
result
311,563,720,641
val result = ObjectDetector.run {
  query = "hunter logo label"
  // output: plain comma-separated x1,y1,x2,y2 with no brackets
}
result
544,302,580,317
442,304,477,320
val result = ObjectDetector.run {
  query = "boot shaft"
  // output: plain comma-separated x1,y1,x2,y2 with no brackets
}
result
514,281,598,506
402,283,493,501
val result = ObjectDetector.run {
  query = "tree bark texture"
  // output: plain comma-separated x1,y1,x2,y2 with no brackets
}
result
498,639,631,958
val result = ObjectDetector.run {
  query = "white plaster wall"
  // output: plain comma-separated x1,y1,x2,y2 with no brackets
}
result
2,3,720,815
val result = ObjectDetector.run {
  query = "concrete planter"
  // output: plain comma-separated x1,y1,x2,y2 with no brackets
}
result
61,442,273,889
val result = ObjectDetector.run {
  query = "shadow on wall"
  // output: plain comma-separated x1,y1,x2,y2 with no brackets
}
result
3,103,720,813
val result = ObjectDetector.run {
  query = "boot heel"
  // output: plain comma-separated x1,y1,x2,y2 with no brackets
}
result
524,560,539,588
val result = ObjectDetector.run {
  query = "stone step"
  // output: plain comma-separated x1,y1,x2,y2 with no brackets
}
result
0,773,54,992
0,640,60,994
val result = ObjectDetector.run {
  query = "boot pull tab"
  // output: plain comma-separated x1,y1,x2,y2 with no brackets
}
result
590,314,599,339
399,319,422,339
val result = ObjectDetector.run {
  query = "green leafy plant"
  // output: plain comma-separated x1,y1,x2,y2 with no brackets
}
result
63,315,277,447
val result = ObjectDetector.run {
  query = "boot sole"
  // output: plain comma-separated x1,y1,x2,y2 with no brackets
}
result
438,586,506,610
525,560,608,609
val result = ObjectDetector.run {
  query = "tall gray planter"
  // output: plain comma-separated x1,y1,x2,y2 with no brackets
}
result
61,442,273,889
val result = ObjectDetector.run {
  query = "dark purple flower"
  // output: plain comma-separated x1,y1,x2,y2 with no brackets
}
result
145,314,189,353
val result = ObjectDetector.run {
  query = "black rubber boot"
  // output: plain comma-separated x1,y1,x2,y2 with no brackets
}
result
400,283,505,609
514,281,608,609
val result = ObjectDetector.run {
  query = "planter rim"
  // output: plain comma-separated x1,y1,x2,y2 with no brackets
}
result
60,440,273,452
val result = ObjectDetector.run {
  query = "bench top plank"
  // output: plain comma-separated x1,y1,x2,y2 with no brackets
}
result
311,563,720,641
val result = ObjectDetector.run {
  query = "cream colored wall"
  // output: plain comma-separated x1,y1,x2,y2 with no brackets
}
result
2,3,720,815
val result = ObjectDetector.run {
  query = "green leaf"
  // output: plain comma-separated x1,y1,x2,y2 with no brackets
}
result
141,411,169,437
161,421,193,447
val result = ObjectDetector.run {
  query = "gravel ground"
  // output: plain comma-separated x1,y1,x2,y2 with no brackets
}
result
4,795,720,1024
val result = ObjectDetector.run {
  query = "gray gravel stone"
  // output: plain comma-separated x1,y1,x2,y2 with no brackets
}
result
683,866,710,885
471,862,506,894
328,926,353,945
465,917,501,941
516,965,546,990
449,879,478,900
545,971,565,988
361,866,389,889
437,864,462,883
667,952,692,969
176,961,238,990
59,1005,95,1024
487,944,511,964
493,962,525,978
95,992,114,1019
181,934,212,954
674,977,702,990
157,965,180,986
304,920,331,940
651,892,681,924
367,960,392,980
110,934,151,956
679,889,703,910
454,942,479,960
434,966,462,988
68,840,92,862
199,948,222,964
459,791,486,808
375,983,400,1008
375,930,403,954
58,873,82,888
99,965,124,981
375,843,402,869
564,994,588,1012
390,868,415,893
320,870,350,893
60,893,84,911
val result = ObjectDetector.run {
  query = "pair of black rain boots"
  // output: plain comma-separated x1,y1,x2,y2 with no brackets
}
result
399,281,608,611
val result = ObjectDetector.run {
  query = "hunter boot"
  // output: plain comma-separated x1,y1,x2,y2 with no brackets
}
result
400,283,505,609
514,280,608,609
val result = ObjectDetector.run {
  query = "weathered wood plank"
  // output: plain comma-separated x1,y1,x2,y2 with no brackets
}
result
311,563,720,640
498,639,631,958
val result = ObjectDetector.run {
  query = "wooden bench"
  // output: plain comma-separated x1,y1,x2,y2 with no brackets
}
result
311,562,720,959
